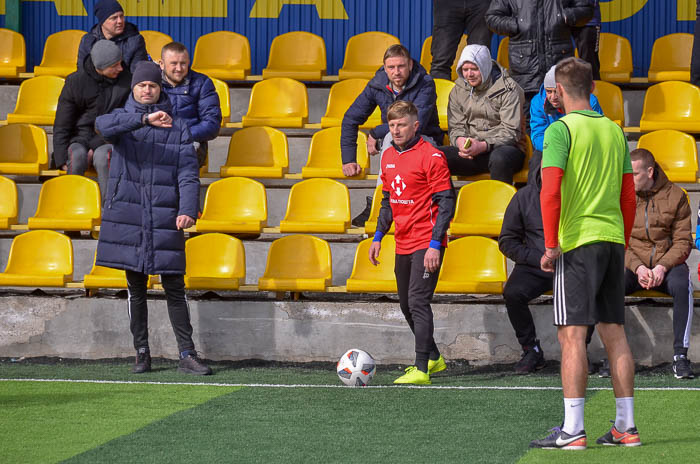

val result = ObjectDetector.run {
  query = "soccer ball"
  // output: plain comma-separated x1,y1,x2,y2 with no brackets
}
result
336,349,376,387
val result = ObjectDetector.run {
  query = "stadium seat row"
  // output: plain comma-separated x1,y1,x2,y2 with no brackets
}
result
0,230,507,294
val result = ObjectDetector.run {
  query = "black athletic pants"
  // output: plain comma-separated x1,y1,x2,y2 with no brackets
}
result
691,5,700,87
442,144,525,184
430,0,493,80
395,248,443,359
624,264,693,356
572,26,601,80
126,270,195,354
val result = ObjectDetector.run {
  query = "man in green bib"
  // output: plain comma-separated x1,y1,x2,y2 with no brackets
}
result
530,57,640,450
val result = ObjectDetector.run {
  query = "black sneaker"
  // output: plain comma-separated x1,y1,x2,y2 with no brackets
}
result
672,355,695,379
132,348,151,374
351,196,373,227
514,341,545,374
178,352,212,375
529,426,587,450
598,358,610,378
596,421,642,447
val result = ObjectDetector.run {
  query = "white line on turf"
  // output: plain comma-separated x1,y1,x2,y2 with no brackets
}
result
2,378,700,391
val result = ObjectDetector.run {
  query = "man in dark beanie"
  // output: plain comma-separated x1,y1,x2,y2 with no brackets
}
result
78,0,147,73
95,60,211,376
53,39,131,202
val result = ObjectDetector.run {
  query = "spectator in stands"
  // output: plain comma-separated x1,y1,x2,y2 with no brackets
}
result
430,0,493,80
529,64,602,182
485,0,593,106
159,42,222,168
95,61,211,376
78,0,147,73
625,148,694,379
443,44,527,184
571,0,601,80
691,0,700,87
341,44,441,226
370,100,456,385
53,40,131,203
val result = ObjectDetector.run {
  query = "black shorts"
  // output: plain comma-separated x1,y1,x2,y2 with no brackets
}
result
553,241,625,326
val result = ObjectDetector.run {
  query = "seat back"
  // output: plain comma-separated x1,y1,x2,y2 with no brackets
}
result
209,77,230,125
637,130,699,182
348,236,396,282
265,31,326,73
283,178,350,223
191,31,251,74
4,230,73,277
186,233,245,280
452,180,517,235
306,127,368,172
263,234,332,279
497,37,509,68
224,126,289,168
141,30,173,61
0,124,49,167
246,77,308,119
200,177,267,222
641,81,700,126
435,78,455,130
0,28,26,76
9,76,65,122
33,175,101,220
598,32,633,82
340,32,400,74
365,184,395,234
592,80,624,126
36,30,85,69
438,236,506,283
420,34,467,80
648,33,693,75
322,78,369,124
0,175,18,223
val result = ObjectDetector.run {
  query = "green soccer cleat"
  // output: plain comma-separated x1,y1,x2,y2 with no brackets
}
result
428,355,447,374
394,366,431,385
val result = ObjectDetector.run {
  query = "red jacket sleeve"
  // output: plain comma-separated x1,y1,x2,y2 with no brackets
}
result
540,166,564,249
620,172,636,247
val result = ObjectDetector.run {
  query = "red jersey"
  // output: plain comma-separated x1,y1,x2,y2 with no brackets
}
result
380,138,453,254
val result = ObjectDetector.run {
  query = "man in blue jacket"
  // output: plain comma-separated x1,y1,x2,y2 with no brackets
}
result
77,0,148,73
159,42,222,168
95,61,211,376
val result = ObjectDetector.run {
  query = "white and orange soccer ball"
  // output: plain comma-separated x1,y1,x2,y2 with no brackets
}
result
336,349,376,387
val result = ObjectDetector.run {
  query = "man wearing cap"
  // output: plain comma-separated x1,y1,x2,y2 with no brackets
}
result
444,44,527,184
53,39,131,202
95,61,211,376
529,64,603,182
78,0,148,73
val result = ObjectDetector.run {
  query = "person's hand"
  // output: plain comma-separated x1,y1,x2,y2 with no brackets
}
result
367,134,379,156
60,164,67,171
342,162,362,177
424,247,441,273
176,215,195,230
87,149,94,167
369,241,381,265
540,246,561,272
636,265,652,289
650,264,667,288
464,139,488,157
148,111,173,128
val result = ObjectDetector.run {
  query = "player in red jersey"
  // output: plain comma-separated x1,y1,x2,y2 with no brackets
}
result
369,100,456,385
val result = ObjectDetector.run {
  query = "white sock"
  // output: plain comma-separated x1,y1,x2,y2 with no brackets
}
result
562,398,585,434
615,397,635,431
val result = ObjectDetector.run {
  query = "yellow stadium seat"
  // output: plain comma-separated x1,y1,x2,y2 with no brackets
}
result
262,31,327,81
598,32,633,83
210,77,230,125
6,76,64,126
301,127,369,179
0,176,18,229
191,31,251,81
435,78,455,131
420,34,468,80
219,126,289,178
141,30,173,62
648,33,693,82
346,236,397,293
497,37,509,69
83,251,157,289
364,184,395,235
435,236,506,293
512,135,533,184
0,28,26,78
185,233,246,290
338,32,400,80
450,180,517,236
33,30,85,77
640,81,700,133
27,175,101,231
636,130,698,183
196,177,267,233
320,79,382,130
593,80,624,126
0,230,73,287
241,78,308,128
0,124,49,175
279,178,351,233
258,234,332,292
